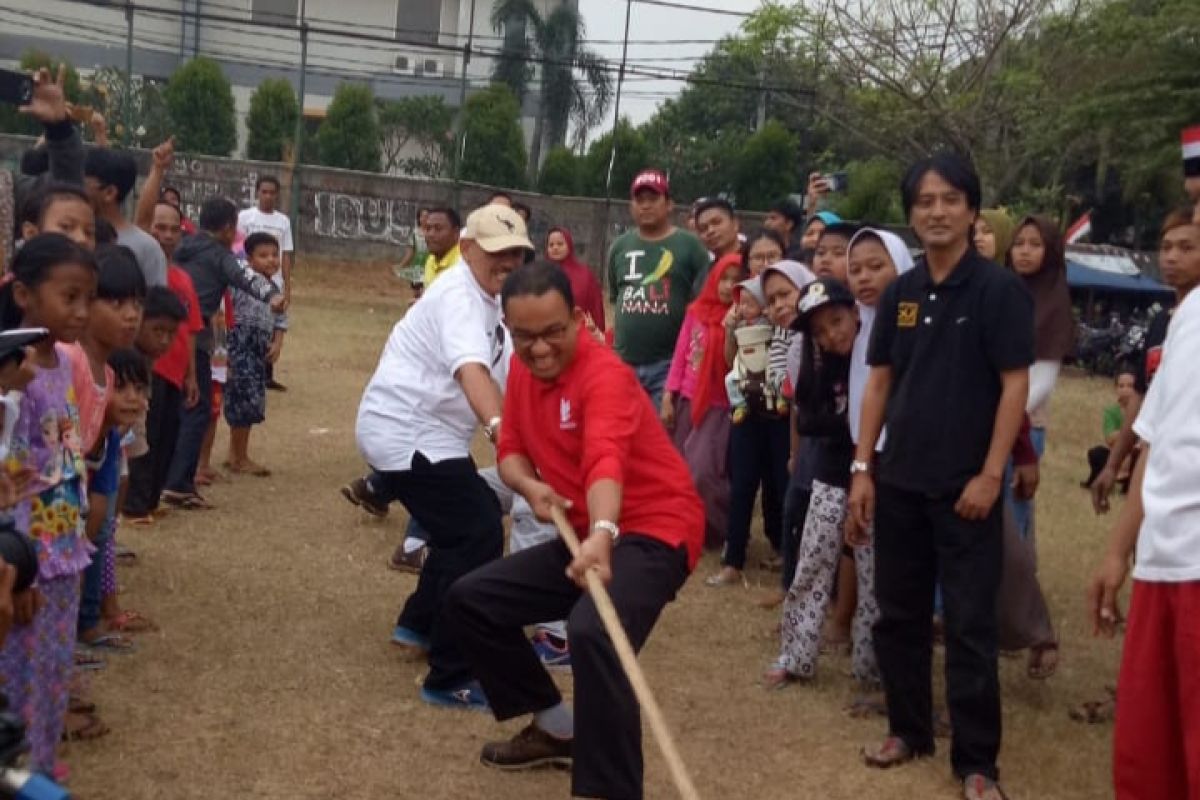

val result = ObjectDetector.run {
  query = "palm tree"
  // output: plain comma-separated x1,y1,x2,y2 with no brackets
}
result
491,0,613,182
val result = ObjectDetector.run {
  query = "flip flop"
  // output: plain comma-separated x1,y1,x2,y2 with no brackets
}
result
68,695,96,715
115,544,139,565
228,462,272,477
161,490,214,511
73,647,107,671
80,632,138,654
123,514,155,527
62,711,110,742
106,609,158,634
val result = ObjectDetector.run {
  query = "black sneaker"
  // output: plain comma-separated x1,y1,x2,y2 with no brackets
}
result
341,477,388,518
481,724,572,771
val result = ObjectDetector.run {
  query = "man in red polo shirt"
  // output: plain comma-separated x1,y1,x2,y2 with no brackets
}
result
444,261,704,800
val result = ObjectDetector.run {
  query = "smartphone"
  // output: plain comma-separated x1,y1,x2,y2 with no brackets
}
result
0,328,49,366
823,171,849,193
0,68,34,107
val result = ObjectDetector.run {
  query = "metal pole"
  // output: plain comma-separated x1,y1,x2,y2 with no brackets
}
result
453,0,478,204
289,0,307,238
602,0,633,203
124,4,134,147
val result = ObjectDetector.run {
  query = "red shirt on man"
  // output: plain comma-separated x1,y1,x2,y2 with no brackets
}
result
498,330,705,569
154,265,204,389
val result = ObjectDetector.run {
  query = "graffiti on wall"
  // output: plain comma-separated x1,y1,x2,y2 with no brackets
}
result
166,159,259,227
312,192,418,246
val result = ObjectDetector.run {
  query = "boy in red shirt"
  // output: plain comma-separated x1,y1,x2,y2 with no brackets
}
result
444,261,704,800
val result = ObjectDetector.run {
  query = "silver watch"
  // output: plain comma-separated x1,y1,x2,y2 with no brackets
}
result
592,520,620,541
850,460,871,475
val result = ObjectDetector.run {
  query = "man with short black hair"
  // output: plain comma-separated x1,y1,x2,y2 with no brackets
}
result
421,207,463,287
84,148,167,287
607,169,709,406
765,197,805,259
849,152,1032,800
444,260,704,800
694,197,741,259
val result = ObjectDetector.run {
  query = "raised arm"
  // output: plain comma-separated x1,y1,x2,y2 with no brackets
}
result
136,137,175,232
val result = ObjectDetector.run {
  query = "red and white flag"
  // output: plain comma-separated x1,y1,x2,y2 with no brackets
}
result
1184,125,1200,176
1066,211,1092,244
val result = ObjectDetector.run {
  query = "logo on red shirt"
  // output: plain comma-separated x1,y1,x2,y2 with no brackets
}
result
559,397,576,430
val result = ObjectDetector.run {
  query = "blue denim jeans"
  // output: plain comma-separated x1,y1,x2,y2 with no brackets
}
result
164,346,212,495
78,492,118,634
1010,426,1046,540
632,359,672,409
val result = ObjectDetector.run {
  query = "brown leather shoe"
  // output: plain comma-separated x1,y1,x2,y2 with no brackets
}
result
481,724,572,771
341,477,388,518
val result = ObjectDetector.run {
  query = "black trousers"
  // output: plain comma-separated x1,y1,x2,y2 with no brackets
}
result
124,375,183,516
1085,445,1110,487
723,414,789,569
873,482,1003,780
373,452,504,690
444,535,689,800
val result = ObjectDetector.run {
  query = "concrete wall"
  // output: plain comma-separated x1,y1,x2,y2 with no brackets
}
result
3,133,744,273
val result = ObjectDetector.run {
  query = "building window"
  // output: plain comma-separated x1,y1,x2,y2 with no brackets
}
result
252,0,299,25
397,0,441,44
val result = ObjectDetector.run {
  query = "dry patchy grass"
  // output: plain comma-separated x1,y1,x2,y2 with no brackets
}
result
65,265,1121,799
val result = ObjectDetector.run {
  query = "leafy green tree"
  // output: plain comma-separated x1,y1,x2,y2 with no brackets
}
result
581,119,650,198
460,84,527,189
246,79,299,162
377,96,454,177
828,158,904,224
0,51,82,136
491,0,612,181
537,146,582,195
316,83,381,172
164,57,236,156
734,121,798,210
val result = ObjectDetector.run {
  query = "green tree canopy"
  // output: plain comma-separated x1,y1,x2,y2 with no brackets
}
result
828,158,904,224
537,146,582,195
377,95,454,177
316,83,381,172
164,57,236,156
734,121,798,211
0,51,82,136
581,119,651,198
246,79,299,162
460,84,528,189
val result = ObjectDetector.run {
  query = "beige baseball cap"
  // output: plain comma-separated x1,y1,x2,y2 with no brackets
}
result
462,204,534,253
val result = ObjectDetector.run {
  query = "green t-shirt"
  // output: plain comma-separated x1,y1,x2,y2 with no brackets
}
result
606,228,710,366
1102,403,1124,439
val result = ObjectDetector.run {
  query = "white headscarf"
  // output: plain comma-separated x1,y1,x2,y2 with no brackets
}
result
848,228,915,446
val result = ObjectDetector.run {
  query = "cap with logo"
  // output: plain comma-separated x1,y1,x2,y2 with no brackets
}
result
463,204,535,253
796,277,856,332
630,169,670,198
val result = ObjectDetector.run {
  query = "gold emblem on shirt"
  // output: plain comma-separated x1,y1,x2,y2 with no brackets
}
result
898,302,919,328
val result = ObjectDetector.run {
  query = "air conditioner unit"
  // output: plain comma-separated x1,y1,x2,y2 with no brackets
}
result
420,58,443,78
393,55,414,74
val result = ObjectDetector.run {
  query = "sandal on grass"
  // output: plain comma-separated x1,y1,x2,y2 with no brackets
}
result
1027,642,1059,680
80,632,137,653
107,609,158,634
963,773,1008,800
161,490,214,511
1068,686,1116,724
704,567,746,588
845,692,888,719
73,647,106,671
123,514,155,527
62,711,109,742
762,660,809,691
862,736,919,769
68,695,96,715
227,461,272,477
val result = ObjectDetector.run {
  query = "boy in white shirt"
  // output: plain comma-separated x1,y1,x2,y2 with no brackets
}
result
1089,208,1200,799
237,175,293,389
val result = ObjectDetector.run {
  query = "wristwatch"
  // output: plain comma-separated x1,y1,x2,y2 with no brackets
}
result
592,520,620,542
483,416,502,443
850,460,871,476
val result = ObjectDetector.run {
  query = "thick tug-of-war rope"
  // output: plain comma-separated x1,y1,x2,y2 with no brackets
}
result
549,506,702,800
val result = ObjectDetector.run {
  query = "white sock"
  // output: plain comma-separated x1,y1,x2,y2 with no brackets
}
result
534,702,574,740
402,536,426,554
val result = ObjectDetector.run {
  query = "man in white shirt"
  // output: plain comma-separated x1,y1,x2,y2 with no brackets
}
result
238,175,293,390
1089,209,1200,799
354,203,532,710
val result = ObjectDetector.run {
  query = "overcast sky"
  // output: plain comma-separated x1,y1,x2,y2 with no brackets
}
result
574,0,763,128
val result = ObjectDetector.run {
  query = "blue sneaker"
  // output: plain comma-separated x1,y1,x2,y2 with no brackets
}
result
420,680,490,712
532,632,571,672
391,625,430,653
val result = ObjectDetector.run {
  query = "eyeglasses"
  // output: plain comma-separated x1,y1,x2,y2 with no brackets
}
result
510,323,570,348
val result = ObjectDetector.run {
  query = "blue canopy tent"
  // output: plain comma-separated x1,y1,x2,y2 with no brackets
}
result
1067,261,1174,297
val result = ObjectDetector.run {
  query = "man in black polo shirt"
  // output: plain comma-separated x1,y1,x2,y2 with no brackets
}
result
848,152,1032,800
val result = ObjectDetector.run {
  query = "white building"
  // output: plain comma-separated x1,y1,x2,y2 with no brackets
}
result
0,0,564,161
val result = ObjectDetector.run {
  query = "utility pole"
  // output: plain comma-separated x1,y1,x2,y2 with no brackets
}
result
290,0,308,238
124,3,134,147
453,0,479,205
600,0,633,262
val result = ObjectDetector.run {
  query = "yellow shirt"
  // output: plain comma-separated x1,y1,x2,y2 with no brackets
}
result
423,244,461,287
